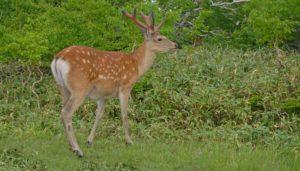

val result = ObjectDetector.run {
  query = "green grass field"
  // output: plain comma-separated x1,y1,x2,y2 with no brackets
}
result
1,47,299,170
1,133,299,170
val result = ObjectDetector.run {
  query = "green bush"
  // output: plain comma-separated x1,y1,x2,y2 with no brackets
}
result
163,0,300,48
1,46,299,143
0,0,300,64
233,0,300,48
0,0,171,64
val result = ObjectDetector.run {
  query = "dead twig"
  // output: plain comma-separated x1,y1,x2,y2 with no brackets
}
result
210,0,250,12
210,0,250,7
31,66,44,110
23,65,32,86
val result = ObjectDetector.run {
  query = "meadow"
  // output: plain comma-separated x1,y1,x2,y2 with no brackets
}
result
1,0,300,170
0,46,299,170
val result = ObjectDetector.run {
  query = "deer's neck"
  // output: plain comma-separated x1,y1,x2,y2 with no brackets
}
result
131,41,156,78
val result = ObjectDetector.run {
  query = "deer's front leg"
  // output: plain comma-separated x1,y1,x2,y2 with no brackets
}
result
87,99,106,146
119,90,133,145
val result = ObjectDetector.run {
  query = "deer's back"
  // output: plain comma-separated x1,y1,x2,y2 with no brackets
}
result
53,46,139,99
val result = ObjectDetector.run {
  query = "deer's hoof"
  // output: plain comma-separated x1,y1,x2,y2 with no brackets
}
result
74,149,84,157
125,139,133,145
87,140,93,147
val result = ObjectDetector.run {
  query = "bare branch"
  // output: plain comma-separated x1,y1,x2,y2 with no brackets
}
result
31,67,44,110
210,0,250,7
174,7,202,29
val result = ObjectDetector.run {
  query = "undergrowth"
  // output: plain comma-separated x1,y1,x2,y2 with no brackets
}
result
0,46,299,150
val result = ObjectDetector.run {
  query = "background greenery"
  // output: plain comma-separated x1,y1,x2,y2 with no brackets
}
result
0,0,299,63
0,0,299,170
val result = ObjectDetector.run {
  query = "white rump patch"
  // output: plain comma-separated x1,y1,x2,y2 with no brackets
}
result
51,58,70,88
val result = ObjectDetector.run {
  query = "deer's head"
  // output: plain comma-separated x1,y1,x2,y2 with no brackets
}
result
122,10,178,53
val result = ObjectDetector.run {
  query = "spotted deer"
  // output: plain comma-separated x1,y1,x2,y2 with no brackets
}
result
51,10,177,157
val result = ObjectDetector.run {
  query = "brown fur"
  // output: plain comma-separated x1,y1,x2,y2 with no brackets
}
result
56,45,140,99
51,10,177,157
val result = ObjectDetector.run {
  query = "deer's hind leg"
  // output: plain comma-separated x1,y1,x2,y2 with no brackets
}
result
61,91,85,157
58,85,70,107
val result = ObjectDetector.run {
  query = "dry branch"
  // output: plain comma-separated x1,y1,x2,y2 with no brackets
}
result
210,0,250,7
31,67,44,109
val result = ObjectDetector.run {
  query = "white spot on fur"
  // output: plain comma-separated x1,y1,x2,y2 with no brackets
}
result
98,75,106,79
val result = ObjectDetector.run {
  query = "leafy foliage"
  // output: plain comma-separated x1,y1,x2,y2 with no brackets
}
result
0,0,151,64
233,0,300,48
0,0,299,64
1,47,299,144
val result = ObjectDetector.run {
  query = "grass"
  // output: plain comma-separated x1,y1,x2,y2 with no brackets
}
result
0,133,299,170
0,46,300,170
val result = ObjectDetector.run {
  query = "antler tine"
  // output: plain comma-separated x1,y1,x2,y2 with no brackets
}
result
122,10,147,30
140,12,149,24
140,12,154,30
150,11,155,26
155,16,166,31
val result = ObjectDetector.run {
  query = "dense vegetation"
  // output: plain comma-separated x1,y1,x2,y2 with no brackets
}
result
0,0,299,170
1,47,299,169
0,0,299,63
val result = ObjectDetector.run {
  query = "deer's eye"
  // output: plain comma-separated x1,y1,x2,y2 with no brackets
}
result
157,38,162,41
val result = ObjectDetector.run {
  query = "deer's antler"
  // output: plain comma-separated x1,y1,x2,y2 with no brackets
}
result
155,16,166,31
141,11,155,30
122,9,148,30
123,9,165,31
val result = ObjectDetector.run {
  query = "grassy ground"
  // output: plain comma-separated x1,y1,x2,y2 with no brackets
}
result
0,46,299,170
0,133,299,170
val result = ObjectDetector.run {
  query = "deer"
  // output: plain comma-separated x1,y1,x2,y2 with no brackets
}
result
50,10,178,157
